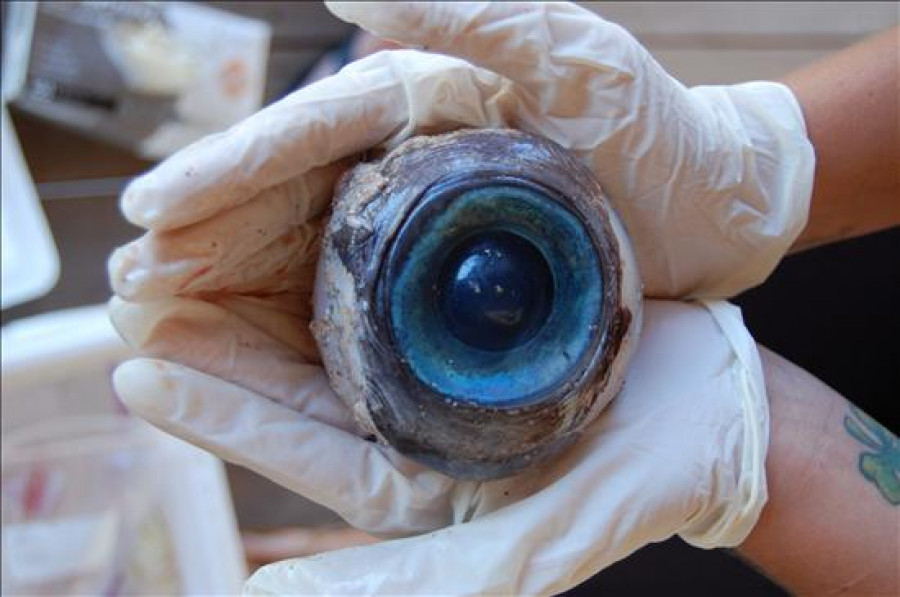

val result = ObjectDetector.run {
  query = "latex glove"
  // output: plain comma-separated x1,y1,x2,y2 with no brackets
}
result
111,299,768,595
112,2,814,302
105,2,773,591
323,1,815,298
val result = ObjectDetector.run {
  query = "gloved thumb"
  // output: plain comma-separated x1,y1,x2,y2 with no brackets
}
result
244,451,683,596
244,508,626,597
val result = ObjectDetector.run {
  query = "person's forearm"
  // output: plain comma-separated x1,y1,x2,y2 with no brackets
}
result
737,346,899,595
781,26,900,252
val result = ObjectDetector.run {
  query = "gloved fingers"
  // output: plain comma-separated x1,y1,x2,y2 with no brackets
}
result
108,296,339,419
110,177,331,300
244,460,677,597
242,527,380,564
122,148,346,233
113,358,461,535
211,293,316,353
200,254,317,298
108,204,323,301
327,1,649,120
120,50,515,232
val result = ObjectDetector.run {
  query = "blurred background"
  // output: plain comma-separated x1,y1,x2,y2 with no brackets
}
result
2,2,897,595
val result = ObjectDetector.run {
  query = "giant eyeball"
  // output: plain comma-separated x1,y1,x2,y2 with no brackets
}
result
313,129,641,480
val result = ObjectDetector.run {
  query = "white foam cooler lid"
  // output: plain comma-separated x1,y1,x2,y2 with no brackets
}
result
2,304,248,594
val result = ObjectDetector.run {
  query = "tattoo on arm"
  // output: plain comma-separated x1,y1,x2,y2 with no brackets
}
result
843,406,899,506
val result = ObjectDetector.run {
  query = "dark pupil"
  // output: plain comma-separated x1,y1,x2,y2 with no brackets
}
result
436,230,554,351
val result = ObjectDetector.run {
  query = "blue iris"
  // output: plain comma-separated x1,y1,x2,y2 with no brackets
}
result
385,180,604,407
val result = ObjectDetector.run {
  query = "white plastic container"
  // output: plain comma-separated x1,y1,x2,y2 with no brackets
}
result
2,2,271,159
1,105,59,310
1,305,247,595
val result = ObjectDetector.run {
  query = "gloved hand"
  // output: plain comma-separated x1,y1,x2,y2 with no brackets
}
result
112,1,814,301
106,2,784,593
324,1,817,298
111,299,767,595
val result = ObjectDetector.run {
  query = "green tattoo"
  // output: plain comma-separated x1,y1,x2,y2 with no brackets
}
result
843,406,900,506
